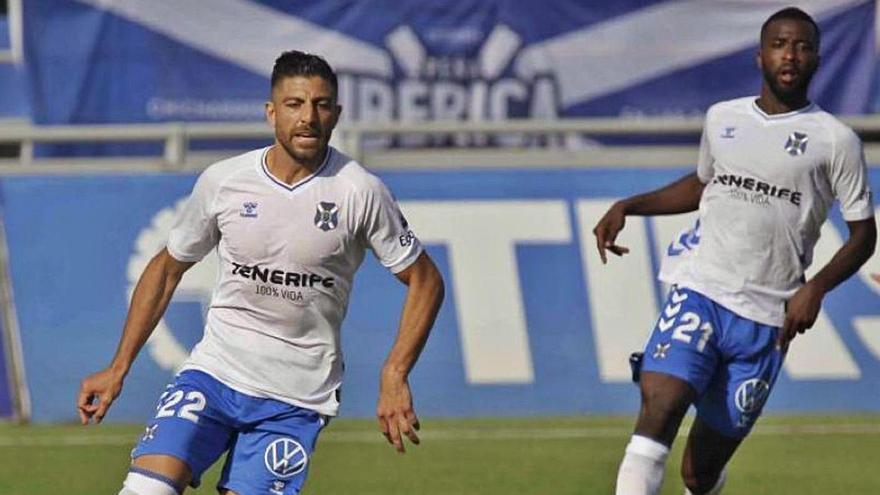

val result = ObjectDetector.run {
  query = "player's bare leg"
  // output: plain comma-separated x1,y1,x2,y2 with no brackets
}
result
118,454,191,495
616,371,696,495
680,418,740,494
634,372,696,444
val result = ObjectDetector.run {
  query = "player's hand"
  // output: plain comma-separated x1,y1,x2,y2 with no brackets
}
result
778,281,825,353
376,369,420,454
77,367,125,425
592,201,630,264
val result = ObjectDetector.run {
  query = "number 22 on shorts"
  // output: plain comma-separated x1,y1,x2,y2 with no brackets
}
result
155,389,207,423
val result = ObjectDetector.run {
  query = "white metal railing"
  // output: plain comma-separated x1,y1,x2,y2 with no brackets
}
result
2,116,880,171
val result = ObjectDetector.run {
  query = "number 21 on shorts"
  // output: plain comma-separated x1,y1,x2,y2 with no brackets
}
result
671,312,714,352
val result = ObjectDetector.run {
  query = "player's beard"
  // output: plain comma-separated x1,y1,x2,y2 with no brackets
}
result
762,64,815,108
277,133,329,169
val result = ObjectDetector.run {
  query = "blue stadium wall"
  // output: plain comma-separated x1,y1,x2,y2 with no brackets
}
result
1,167,878,423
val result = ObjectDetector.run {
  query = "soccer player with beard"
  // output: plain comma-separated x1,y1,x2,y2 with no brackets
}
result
593,8,875,495
77,51,444,495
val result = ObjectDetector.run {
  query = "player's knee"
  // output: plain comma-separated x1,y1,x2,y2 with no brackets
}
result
680,463,719,495
640,385,688,423
119,470,181,495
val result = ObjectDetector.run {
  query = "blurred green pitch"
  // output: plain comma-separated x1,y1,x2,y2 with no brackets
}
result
0,415,877,494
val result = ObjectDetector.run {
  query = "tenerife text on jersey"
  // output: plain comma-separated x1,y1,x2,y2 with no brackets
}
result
231,262,335,288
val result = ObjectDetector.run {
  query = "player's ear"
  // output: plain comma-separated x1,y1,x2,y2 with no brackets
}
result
755,50,762,71
265,101,275,127
331,104,342,128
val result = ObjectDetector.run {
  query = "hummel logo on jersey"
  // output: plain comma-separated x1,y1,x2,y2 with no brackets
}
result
720,127,736,138
784,131,808,156
314,202,339,231
240,201,258,218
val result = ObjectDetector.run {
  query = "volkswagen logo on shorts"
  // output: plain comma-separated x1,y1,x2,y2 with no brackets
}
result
264,437,308,478
734,378,771,414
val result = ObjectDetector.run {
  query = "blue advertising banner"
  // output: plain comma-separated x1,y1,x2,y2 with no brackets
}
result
23,0,876,128
2,166,879,423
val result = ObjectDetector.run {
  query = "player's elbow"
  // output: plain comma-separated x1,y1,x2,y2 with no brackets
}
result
151,248,195,283
854,218,877,260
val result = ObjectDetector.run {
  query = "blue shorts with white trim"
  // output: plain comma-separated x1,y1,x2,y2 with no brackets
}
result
131,370,326,494
641,287,785,438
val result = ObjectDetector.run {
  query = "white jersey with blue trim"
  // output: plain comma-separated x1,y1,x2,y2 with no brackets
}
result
166,146,423,416
660,97,873,327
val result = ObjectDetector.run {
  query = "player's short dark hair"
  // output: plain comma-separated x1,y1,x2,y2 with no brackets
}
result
760,7,820,48
270,51,338,99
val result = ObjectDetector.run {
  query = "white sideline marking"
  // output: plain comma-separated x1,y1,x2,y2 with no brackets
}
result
1,423,878,447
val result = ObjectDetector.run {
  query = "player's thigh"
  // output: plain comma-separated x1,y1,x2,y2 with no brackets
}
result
131,371,235,489
636,286,720,443
635,371,696,445
681,417,741,490
219,406,327,495
695,321,783,438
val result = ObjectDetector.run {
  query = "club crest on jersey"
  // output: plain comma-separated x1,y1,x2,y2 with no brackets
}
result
784,131,808,156
314,202,339,231
240,201,259,218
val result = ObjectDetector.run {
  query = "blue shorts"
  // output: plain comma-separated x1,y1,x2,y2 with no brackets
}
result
131,370,327,494
641,287,785,438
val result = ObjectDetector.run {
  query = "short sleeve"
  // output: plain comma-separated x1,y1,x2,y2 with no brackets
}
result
830,128,874,222
166,171,221,262
696,116,715,184
361,177,423,274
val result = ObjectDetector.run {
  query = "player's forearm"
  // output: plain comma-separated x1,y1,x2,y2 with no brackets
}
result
383,257,444,378
109,251,187,376
807,218,876,293
620,172,705,216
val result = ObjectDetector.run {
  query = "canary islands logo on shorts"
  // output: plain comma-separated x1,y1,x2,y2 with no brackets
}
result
734,378,771,414
264,437,308,478
314,202,339,231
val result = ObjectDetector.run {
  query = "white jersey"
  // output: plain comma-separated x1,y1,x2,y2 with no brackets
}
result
166,146,423,416
660,97,873,327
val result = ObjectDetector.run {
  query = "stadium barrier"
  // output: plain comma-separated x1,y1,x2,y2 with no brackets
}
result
3,116,880,171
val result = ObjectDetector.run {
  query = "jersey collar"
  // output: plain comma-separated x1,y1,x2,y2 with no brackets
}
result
750,98,816,122
260,146,332,192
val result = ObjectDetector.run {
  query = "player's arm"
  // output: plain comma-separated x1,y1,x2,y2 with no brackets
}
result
779,217,876,351
377,252,444,453
592,172,706,263
77,248,195,424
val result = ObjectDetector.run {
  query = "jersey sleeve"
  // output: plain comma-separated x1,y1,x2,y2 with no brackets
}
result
696,111,715,184
361,177,424,274
166,170,221,262
830,128,874,221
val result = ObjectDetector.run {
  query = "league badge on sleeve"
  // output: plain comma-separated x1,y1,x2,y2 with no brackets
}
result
784,131,808,156
314,202,339,231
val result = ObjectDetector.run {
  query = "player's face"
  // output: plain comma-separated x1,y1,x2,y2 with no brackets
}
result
267,76,341,167
757,19,819,102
